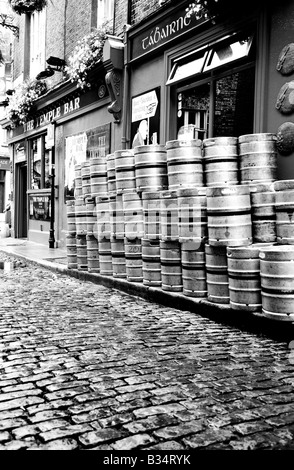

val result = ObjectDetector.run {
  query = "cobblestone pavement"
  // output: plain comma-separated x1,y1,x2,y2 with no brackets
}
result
0,255,294,452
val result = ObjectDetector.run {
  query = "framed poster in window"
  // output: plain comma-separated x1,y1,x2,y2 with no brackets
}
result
64,124,111,200
29,195,51,221
131,88,160,149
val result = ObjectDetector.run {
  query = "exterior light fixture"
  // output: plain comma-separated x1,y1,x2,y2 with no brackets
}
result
36,67,55,80
6,89,15,95
0,99,9,106
46,56,66,71
36,57,66,80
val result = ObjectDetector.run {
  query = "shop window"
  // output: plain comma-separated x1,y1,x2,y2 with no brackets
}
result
214,68,255,136
171,30,255,139
30,136,51,190
30,9,46,79
97,0,114,27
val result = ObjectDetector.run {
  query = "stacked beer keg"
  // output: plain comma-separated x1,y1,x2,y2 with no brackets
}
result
65,131,294,322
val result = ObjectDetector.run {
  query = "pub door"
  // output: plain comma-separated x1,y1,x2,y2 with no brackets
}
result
15,162,28,238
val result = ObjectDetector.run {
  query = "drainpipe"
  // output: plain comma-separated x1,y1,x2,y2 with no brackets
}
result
121,24,131,150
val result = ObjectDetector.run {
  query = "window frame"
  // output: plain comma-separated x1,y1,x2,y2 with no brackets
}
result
166,31,254,87
29,8,46,79
97,0,114,27
28,134,51,191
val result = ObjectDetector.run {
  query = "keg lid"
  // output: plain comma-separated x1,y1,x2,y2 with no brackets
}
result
259,244,294,260
227,244,271,259
275,81,294,114
238,133,277,144
203,137,238,147
106,153,114,160
160,240,180,249
141,238,160,246
181,241,205,252
114,149,134,157
204,244,227,255
248,182,275,193
165,139,202,149
276,43,294,75
160,190,178,199
206,185,249,197
276,121,294,155
177,187,206,198
122,191,142,202
142,192,160,200
95,195,110,203
274,179,294,191
133,144,166,154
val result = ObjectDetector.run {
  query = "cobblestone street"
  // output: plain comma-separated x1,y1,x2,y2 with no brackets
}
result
0,255,294,453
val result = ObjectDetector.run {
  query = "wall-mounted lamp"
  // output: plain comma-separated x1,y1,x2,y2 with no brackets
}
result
0,99,9,107
36,67,55,80
36,57,67,81
5,89,15,96
46,56,66,71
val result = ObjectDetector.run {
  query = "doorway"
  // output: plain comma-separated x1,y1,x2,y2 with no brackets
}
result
15,163,28,238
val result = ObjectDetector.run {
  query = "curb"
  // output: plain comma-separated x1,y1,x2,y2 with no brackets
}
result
1,248,294,343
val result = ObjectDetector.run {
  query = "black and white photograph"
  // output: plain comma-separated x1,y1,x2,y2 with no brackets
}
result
0,0,293,461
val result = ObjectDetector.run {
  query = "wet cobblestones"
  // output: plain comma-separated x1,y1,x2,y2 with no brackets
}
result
0,255,294,450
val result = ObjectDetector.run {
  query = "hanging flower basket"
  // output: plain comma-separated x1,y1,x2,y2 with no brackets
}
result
185,0,237,22
65,24,111,90
6,79,47,127
9,0,47,15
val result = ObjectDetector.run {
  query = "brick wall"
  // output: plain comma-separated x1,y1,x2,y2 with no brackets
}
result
114,0,129,36
130,0,169,25
64,0,93,59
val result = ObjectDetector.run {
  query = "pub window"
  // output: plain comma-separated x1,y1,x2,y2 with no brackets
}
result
97,0,114,27
168,31,255,139
30,135,51,190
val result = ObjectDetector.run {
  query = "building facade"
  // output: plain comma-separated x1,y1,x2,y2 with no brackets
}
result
3,0,125,246
2,0,294,248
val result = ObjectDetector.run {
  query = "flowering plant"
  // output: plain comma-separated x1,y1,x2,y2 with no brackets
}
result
8,0,47,15
6,79,47,127
65,25,111,90
185,0,233,21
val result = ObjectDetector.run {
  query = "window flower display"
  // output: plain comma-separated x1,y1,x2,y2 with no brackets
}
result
8,0,47,15
6,79,47,127
65,24,111,90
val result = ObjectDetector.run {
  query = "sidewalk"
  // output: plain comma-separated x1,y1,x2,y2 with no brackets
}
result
0,237,293,342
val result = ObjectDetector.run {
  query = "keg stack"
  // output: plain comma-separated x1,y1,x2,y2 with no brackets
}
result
142,192,161,287
66,199,77,269
238,133,278,185
64,132,294,323
127,144,169,285
74,164,88,271
177,187,208,297
112,149,138,279
96,193,112,276
203,137,239,187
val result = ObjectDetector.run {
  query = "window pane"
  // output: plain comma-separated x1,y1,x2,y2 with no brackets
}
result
167,50,208,85
44,149,51,189
177,83,210,140
31,138,42,189
30,10,46,78
203,36,253,72
214,68,255,137
97,0,114,27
